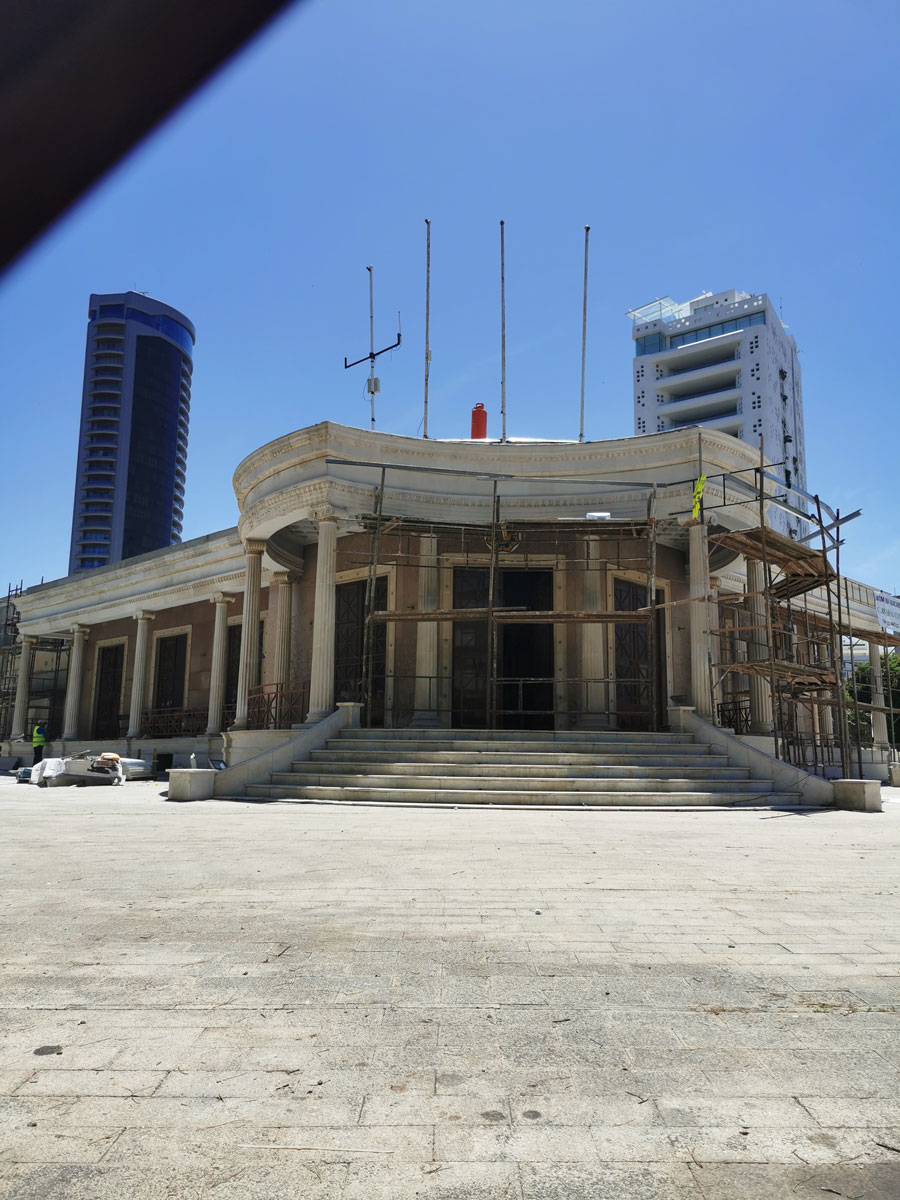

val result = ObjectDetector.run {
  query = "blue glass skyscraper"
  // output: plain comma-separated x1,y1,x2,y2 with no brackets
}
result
68,292,195,573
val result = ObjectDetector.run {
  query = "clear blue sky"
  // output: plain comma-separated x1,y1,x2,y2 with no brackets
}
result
2,0,898,592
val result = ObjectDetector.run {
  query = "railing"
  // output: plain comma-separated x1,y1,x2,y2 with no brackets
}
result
717,697,751,735
377,674,657,731
141,707,208,737
247,680,310,730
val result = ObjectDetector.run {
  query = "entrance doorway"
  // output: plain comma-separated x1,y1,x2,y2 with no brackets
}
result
451,568,554,729
613,577,666,731
93,643,124,738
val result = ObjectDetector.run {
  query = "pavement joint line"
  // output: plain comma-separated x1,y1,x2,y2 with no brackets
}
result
2,780,900,1195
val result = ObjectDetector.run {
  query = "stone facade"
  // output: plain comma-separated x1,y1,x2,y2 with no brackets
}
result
2,422,891,770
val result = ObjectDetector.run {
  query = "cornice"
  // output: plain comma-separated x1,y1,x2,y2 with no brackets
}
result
17,570,247,636
231,422,765,514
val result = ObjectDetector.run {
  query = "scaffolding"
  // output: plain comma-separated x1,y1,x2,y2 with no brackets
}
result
337,475,668,731
0,582,70,742
334,444,897,775
703,447,898,779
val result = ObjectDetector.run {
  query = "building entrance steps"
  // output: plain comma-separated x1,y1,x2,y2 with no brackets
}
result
243,727,805,808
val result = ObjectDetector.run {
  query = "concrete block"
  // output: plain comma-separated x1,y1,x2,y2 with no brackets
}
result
833,778,882,812
889,763,900,787
167,768,216,801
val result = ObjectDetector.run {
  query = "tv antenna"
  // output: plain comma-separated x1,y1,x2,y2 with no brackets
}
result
344,265,401,429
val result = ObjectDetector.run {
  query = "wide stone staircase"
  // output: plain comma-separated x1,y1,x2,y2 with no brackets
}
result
243,727,804,807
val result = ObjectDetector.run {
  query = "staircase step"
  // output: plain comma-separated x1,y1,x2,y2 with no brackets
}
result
270,772,771,794
245,782,800,807
321,737,714,755
339,727,697,743
292,760,751,781
311,748,728,767
243,725,797,811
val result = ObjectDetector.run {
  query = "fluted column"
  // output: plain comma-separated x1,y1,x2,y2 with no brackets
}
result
412,535,440,725
581,536,606,727
816,639,834,742
126,612,155,738
232,539,266,730
689,522,713,719
62,626,89,741
61,628,90,739
10,635,35,740
205,594,234,735
869,642,889,746
272,572,295,686
306,516,338,723
290,574,304,680
746,558,773,735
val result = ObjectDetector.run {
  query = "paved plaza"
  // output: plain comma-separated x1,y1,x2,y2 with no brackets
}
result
1,778,899,1199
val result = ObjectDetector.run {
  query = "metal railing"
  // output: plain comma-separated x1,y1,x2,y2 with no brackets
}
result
366,673,657,731
717,697,751,735
141,707,208,737
247,680,310,730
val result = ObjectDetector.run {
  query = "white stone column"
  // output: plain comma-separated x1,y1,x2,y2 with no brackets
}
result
205,594,233,735
306,516,338,723
232,538,266,730
581,536,606,728
816,639,834,742
746,558,773,735
10,635,35,740
290,574,304,680
689,522,713,719
272,572,295,686
411,535,440,725
869,641,889,746
62,626,89,741
126,611,155,739
272,571,299,728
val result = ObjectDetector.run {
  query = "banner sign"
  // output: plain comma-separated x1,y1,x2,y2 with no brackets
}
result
874,591,900,633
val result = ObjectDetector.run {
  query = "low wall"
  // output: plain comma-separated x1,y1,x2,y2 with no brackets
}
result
220,729,300,767
668,706,835,806
212,703,361,798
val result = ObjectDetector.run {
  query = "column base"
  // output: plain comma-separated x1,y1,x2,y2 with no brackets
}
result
230,719,248,732
302,709,332,727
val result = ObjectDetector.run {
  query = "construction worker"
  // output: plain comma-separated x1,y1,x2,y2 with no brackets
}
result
31,721,47,765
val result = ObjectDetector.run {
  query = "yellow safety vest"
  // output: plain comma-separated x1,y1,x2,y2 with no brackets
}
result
32,725,46,748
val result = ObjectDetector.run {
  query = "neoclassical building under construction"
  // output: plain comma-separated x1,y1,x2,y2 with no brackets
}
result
2,421,897,789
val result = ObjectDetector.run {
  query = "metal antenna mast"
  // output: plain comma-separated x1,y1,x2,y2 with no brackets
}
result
500,220,507,443
343,265,401,429
579,224,590,443
423,219,431,438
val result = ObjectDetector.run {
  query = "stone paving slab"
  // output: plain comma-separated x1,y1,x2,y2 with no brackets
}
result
1,777,899,1198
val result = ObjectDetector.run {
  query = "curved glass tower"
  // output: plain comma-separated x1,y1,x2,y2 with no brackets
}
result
68,292,195,573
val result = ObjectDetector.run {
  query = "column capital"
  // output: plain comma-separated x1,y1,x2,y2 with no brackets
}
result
244,538,267,555
271,570,301,586
133,611,155,623
311,506,341,524
69,624,90,638
210,592,236,606
20,633,36,647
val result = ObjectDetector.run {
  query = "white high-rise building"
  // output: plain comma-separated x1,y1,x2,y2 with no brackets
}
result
627,290,806,536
